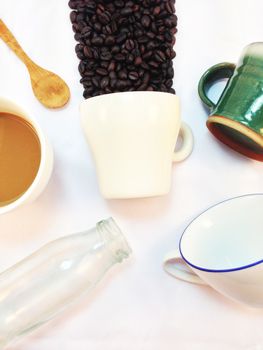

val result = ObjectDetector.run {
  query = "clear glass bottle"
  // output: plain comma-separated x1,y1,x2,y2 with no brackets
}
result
0,218,131,349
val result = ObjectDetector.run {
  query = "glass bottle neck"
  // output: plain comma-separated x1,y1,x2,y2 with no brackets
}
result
96,218,132,263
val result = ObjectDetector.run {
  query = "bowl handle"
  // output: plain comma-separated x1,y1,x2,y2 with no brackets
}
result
163,249,206,285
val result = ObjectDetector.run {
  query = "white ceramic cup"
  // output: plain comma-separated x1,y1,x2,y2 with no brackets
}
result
163,194,263,308
80,91,193,199
0,97,53,214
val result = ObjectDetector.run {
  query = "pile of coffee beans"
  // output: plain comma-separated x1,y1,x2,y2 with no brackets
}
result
69,0,177,98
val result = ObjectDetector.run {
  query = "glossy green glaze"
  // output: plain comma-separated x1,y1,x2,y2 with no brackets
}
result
198,43,263,161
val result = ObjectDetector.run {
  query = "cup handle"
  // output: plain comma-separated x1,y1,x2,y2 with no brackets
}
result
173,122,194,162
163,249,206,285
198,62,236,110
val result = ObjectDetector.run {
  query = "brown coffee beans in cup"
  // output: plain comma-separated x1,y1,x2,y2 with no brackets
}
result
69,0,177,98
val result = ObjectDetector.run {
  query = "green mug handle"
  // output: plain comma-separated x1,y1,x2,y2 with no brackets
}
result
198,62,236,110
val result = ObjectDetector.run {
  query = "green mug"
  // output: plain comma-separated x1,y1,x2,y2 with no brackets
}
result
198,42,263,161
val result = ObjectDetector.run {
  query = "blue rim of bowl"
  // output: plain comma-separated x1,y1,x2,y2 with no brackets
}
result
179,193,263,273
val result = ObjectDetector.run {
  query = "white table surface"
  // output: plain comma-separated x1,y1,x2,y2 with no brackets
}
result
1,0,263,349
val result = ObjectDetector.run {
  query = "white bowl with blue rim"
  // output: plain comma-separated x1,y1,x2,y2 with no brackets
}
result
164,193,263,308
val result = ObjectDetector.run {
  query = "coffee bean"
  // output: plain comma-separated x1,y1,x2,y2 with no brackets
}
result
105,36,115,46
97,4,105,12
83,70,94,77
128,71,139,80
143,51,153,60
110,78,117,88
138,69,144,78
68,1,77,10
92,77,100,88
108,61,116,72
143,72,150,84
147,41,156,50
75,44,84,59
170,14,178,25
141,62,150,70
126,64,134,71
100,51,112,60
127,54,134,63
158,26,166,34
74,33,81,41
70,11,77,23
93,91,104,97
134,30,144,38
134,79,142,87
155,50,166,63
115,53,125,61
137,83,148,91
134,56,142,66
78,61,86,75
72,23,79,33
129,15,136,24
96,67,108,76
166,1,175,15
118,70,128,79
81,26,92,38
132,48,140,57
98,11,111,25
90,49,98,60
115,0,124,8
139,44,146,55
116,80,128,89
146,32,155,39
153,6,161,16
101,61,109,69
121,7,133,16
150,69,160,77
167,66,174,78
109,71,117,79
165,79,173,88
151,77,161,84
149,61,159,68
116,63,122,71
142,15,151,28
111,45,120,54
80,77,89,84
125,39,135,51
111,21,118,33
94,22,102,32
156,35,164,42
171,27,177,35
101,77,110,89
116,33,127,44
138,36,148,44
83,89,93,98
83,82,93,90
164,32,173,42
91,36,103,46
105,87,112,94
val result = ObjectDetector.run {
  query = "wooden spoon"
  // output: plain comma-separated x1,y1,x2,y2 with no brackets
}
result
0,19,70,108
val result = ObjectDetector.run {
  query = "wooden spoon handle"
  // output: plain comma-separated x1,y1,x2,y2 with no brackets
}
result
0,19,33,67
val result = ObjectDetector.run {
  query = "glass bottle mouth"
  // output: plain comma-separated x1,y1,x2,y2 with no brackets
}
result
96,217,132,262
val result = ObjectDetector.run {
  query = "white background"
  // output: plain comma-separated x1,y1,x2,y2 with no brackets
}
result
1,0,263,349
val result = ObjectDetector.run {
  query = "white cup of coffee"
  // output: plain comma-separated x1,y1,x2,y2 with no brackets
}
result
163,194,263,308
80,91,193,199
0,97,53,214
